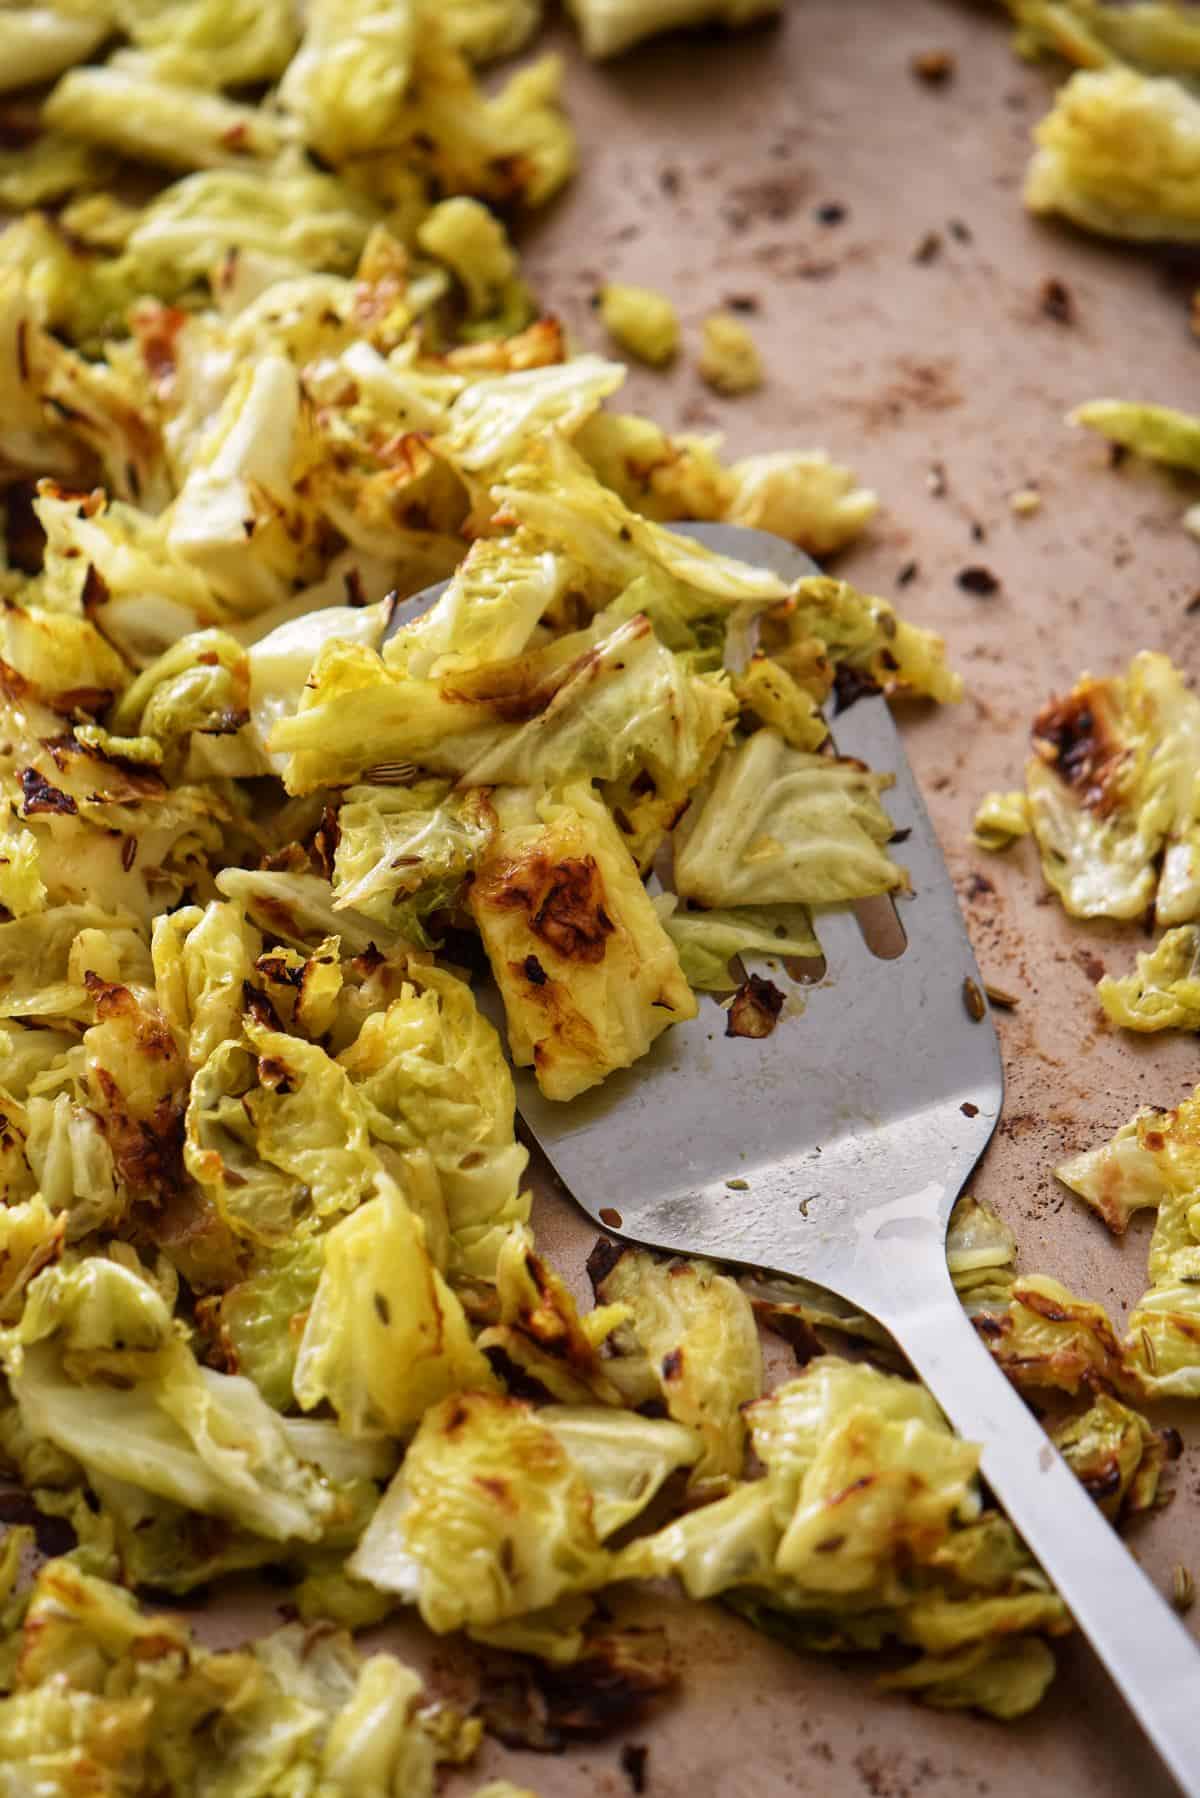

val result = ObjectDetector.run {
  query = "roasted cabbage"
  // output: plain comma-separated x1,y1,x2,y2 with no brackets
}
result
1026,67,1200,239
978,652,1200,924
0,0,1046,1760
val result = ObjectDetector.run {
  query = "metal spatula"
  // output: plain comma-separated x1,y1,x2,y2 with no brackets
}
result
387,522,1200,1792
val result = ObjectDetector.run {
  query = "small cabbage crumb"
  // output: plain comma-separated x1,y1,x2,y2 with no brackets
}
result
698,311,763,394
973,790,1033,851
1009,486,1042,516
599,281,680,366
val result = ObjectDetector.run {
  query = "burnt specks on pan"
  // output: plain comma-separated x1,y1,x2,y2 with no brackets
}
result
1040,276,1075,325
727,974,785,1039
910,48,956,85
620,1743,650,1793
1033,681,1127,813
956,565,1000,597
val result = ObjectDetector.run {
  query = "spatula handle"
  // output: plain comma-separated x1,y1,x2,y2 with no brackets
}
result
879,1267,1200,1797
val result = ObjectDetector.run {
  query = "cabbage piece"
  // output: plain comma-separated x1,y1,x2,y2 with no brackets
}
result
618,1356,1035,1620
1097,926,1200,1029
0,1559,470,1797
980,1274,1138,1397
758,1391,979,1595
945,1195,1018,1319
349,1391,613,1628
293,1169,496,1436
440,0,542,59
394,531,575,681
626,1437,1064,1712
121,166,379,311
0,815,46,919
251,936,343,1042
590,1245,762,1491
44,55,293,172
417,196,532,336
0,276,100,486
1127,1280,1200,1395
653,894,819,992
1007,0,1200,73
151,899,262,1069
111,629,251,779
436,354,625,479
0,132,114,211
197,1238,324,1411
245,597,389,774
0,9,109,91
567,0,779,58
469,783,697,1101
698,312,763,395
758,573,960,704
574,410,735,523
1025,67,1200,239
335,961,529,1276
732,652,828,751
185,1022,378,1243
1056,1101,1185,1232
599,282,680,365
0,1196,62,1325
3,300,169,507
24,1091,122,1239
110,0,301,87
973,788,1033,851
674,728,904,908
65,977,189,1218
273,614,736,802
0,1019,76,1098
539,1406,702,1537
32,485,232,667
614,1478,779,1599
331,782,493,943
285,6,575,209
875,1637,1057,1721
1,1258,341,1541
166,353,322,616
216,866,400,955
724,450,877,558
0,1085,37,1211
1015,652,1200,923
1071,397,1200,472
0,603,130,717
5,732,227,927
493,434,789,608
0,903,143,1023
1051,1393,1171,1519
476,1223,631,1404
276,0,418,159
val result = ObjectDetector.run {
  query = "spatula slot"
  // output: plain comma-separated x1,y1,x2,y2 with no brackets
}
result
783,952,827,984
852,894,907,960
